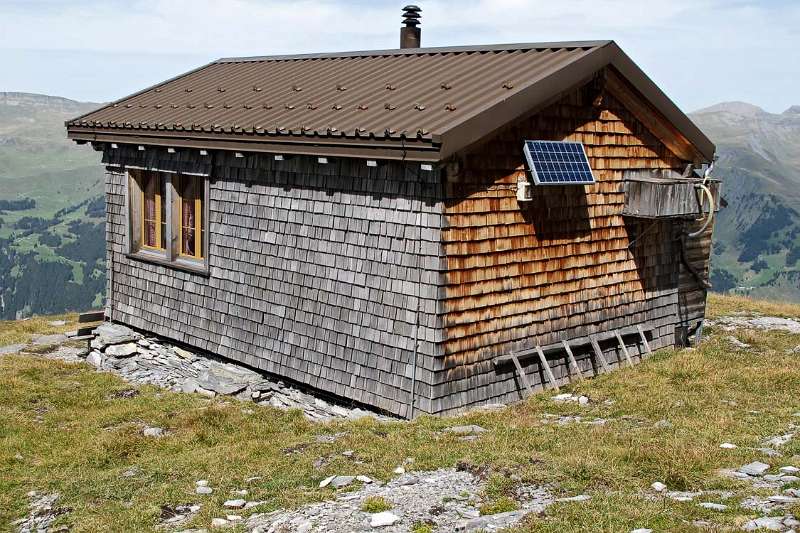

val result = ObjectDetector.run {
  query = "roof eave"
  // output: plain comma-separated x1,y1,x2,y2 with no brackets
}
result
437,43,616,160
438,41,716,163
66,127,443,163
607,43,715,161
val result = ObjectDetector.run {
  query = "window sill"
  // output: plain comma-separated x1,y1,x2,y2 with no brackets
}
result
126,250,210,277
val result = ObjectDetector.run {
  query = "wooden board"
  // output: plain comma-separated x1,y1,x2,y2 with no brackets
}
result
561,339,584,381
615,329,634,367
79,311,105,323
535,345,560,392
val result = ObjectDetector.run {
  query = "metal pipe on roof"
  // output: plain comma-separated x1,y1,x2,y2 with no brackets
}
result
400,5,421,49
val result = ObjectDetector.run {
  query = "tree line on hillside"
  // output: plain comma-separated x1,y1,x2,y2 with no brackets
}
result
0,196,106,319
0,236,106,319
0,198,36,212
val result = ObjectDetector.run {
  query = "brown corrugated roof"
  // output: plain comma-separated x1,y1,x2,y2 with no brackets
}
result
66,41,715,162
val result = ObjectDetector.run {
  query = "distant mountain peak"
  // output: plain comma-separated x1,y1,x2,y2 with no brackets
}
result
692,101,767,116
783,105,800,116
0,92,101,113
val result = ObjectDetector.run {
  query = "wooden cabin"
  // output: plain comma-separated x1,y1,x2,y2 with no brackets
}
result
66,9,718,418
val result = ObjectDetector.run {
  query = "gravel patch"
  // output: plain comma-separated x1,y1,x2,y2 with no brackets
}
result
48,322,391,423
246,468,558,532
11,492,71,533
708,315,800,334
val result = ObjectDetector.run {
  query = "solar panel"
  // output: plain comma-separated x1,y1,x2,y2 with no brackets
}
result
523,140,596,185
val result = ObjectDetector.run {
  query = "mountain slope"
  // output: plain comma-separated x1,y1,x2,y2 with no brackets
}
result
0,93,105,319
690,102,800,300
1,92,800,318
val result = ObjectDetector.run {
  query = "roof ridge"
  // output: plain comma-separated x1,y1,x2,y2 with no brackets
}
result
215,40,613,63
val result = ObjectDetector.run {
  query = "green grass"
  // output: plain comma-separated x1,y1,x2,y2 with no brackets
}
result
479,496,519,515
411,521,434,533
1,294,799,531
361,496,393,513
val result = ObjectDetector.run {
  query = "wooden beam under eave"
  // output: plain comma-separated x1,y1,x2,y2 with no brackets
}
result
604,67,704,165
65,129,442,163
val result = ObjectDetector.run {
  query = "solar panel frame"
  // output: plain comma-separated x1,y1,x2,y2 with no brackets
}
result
523,140,596,186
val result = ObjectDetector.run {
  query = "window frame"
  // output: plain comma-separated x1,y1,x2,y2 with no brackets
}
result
139,171,167,253
175,174,205,262
125,169,210,276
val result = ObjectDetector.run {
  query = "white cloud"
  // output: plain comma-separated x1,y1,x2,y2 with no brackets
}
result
0,0,797,112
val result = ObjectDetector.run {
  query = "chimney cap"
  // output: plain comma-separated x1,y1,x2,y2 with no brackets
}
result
402,5,422,27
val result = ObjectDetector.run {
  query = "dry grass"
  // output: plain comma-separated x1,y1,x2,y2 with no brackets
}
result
1,295,799,531
0,313,79,346
707,292,800,319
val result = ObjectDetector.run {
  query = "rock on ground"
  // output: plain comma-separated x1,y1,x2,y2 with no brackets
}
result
143,426,165,438
105,342,139,358
698,502,727,511
742,516,793,531
0,343,27,355
711,315,800,334
31,333,68,346
738,462,771,476
370,511,400,527
92,322,138,347
13,492,70,533
78,323,390,423
247,469,556,533
442,425,487,435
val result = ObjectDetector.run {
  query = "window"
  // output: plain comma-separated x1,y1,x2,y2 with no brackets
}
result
127,169,208,273
141,171,166,251
176,175,204,260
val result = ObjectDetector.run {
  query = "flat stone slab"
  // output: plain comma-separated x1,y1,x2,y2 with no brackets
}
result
742,516,786,531
329,476,355,489
556,494,591,502
106,343,139,358
223,499,246,509
443,425,487,435
461,510,525,531
86,351,103,368
93,323,138,347
738,461,771,476
698,502,727,511
0,344,26,355
763,433,794,447
370,511,400,527
32,334,67,345
142,426,165,438
196,371,248,396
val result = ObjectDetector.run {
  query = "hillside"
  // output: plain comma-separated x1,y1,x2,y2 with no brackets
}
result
0,92,105,319
1,294,799,531
1,92,800,318
689,102,800,300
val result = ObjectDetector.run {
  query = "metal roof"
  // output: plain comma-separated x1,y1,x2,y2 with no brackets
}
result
66,41,715,162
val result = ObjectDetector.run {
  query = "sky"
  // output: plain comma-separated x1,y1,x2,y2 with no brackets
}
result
0,0,798,113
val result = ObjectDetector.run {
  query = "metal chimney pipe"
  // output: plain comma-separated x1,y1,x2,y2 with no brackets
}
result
400,5,421,49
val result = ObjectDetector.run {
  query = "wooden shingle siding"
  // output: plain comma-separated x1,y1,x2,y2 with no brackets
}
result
99,73,714,418
104,147,446,417
678,218,714,326
432,80,712,414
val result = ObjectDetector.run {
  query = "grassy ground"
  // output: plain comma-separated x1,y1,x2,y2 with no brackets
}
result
0,313,79,346
1,294,800,531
